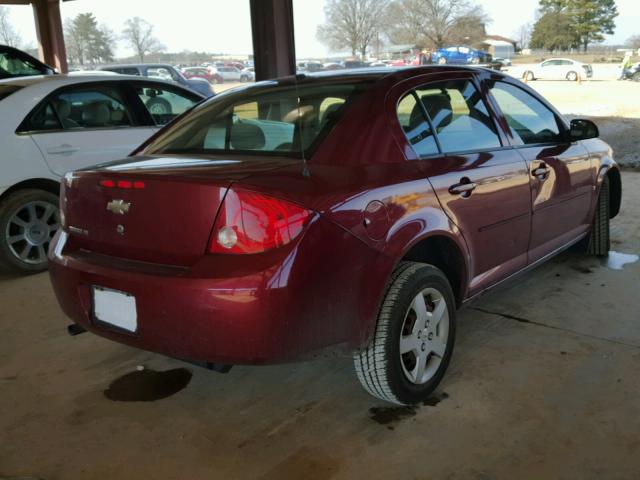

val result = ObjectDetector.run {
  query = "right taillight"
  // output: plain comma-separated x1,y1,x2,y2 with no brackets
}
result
208,189,312,254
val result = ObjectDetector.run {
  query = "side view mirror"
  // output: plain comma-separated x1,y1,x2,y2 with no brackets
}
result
569,118,599,141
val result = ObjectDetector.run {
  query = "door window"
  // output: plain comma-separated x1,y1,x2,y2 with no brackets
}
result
20,86,134,132
396,93,439,157
135,85,199,126
488,81,563,145
414,80,501,153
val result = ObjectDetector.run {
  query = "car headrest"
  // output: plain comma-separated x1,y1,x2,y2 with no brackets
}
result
422,93,453,129
321,103,343,125
82,102,110,126
230,122,265,150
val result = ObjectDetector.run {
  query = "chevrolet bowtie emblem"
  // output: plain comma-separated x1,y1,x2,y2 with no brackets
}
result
106,199,131,215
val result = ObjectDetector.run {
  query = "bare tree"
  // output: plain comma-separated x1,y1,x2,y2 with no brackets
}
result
122,17,164,62
0,6,22,48
317,0,390,58
386,0,488,49
514,23,532,50
626,35,640,50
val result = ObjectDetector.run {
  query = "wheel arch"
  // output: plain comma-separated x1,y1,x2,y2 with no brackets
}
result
0,178,61,204
605,167,622,219
399,234,469,307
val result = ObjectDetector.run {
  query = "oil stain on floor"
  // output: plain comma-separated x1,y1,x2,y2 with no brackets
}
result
104,367,192,402
369,392,449,429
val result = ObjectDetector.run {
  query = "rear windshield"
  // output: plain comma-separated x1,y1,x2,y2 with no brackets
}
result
143,81,369,158
0,85,22,101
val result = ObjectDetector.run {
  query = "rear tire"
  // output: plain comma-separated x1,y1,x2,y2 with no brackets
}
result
354,262,456,405
566,71,578,81
587,176,611,257
632,72,640,82
0,189,60,274
438,57,447,65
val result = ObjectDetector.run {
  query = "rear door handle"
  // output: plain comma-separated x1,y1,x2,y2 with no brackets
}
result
448,178,477,197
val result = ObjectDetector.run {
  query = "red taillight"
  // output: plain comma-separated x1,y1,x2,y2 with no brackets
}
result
208,189,312,254
99,179,145,189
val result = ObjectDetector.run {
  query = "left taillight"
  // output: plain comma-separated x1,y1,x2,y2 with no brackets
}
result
208,189,312,254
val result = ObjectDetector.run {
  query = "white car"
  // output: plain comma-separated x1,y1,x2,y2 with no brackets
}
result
0,74,203,273
215,66,253,83
523,58,593,82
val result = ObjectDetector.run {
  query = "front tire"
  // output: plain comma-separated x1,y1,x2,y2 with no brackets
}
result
524,71,535,81
632,72,640,82
588,176,611,257
437,57,447,65
0,189,60,273
354,262,456,405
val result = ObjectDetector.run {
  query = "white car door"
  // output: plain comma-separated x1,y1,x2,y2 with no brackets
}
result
28,84,155,176
537,60,557,80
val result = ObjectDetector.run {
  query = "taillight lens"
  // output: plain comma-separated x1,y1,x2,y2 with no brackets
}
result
208,189,312,254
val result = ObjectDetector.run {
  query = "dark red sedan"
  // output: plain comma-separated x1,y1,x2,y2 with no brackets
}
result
49,66,621,405
181,66,223,85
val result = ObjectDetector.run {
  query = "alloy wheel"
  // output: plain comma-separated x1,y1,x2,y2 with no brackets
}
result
399,287,449,385
5,200,60,265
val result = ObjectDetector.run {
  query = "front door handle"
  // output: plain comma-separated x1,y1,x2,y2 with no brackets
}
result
449,178,477,197
531,163,550,181
47,144,80,155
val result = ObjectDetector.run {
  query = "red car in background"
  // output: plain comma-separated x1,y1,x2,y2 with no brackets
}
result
49,66,621,405
181,66,223,84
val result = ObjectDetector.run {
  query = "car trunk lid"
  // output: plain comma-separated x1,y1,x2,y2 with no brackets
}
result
62,155,297,266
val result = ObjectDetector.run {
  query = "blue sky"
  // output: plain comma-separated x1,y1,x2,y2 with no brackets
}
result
4,0,639,58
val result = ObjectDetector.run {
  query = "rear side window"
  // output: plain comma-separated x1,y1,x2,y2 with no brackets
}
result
399,79,501,156
20,85,135,132
396,93,438,156
488,81,562,145
144,82,369,158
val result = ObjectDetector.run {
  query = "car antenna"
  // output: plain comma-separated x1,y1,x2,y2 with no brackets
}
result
294,73,311,178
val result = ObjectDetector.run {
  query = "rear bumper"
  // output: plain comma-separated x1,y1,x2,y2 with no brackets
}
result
48,218,391,365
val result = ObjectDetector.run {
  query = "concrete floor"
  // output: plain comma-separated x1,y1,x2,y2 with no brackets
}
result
2,173,640,480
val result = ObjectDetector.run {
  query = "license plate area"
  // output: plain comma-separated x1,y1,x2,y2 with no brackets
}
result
92,286,137,333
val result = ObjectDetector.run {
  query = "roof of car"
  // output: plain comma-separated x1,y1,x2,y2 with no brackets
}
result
0,73,183,88
99,63,176,69
300,65,500,82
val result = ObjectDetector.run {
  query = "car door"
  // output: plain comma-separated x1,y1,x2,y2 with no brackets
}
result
27,83,156,175
396,74,532,295
537,60,556,80
486,79,593,263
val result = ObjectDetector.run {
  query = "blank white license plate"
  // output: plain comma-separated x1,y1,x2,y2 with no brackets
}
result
92,286,137,332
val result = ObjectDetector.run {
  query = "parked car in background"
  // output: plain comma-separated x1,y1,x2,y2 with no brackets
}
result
215,66,253,82
182,66,224,84
0,74,203,272
240,68,255,82
0,44,56,79
523,58,593,81
493,57,512,67
432,46,492,65
297,61,324,73
49,66,620,405
99,63,214,97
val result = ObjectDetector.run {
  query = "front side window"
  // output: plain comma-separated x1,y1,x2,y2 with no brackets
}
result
135,85,199,126
144,82,368,158
488,81,562,145
414,80,501,153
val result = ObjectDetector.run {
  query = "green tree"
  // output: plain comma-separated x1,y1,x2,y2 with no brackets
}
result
570,0,618,51
530,11,576,51
317,0,390,58
64,13,114,65
535,0,618,51
122,17,164,62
